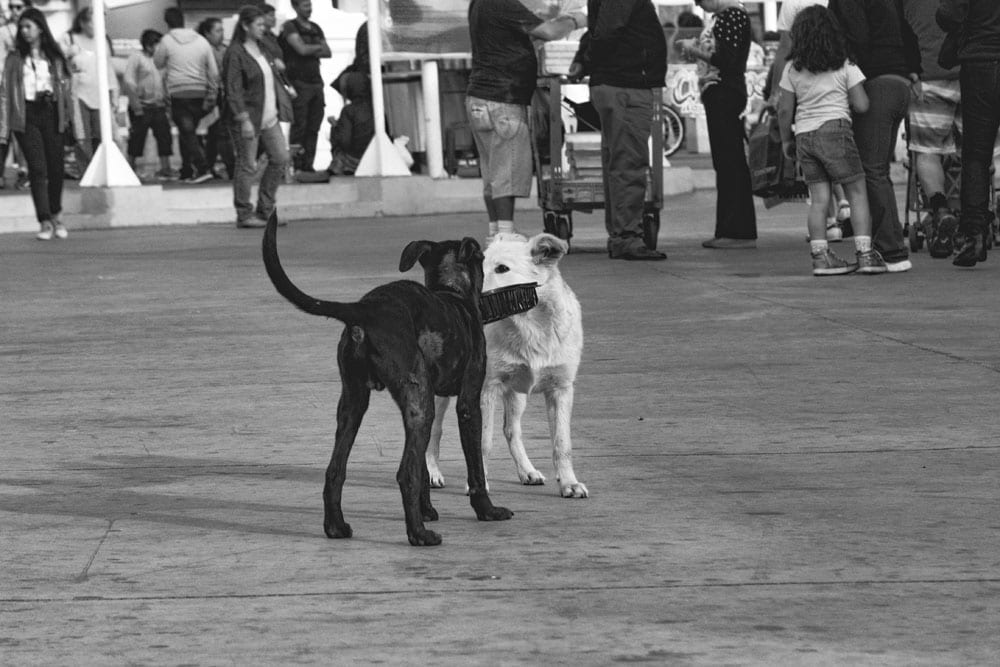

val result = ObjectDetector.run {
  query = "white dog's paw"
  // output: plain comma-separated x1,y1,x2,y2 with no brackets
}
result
559,481,589,498
428,469,445,488
518,469,546,485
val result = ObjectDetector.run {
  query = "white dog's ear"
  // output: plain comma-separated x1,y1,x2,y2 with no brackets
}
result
531,233,568,264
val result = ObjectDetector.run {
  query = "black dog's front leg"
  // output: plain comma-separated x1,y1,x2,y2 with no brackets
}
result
456,393,513,522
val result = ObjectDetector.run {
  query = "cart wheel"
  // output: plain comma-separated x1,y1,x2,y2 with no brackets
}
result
907,221,920,252
662,106,685,158
543,210,558,235
643,210,661,250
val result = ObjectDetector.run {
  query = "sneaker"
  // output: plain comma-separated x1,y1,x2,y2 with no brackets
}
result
953,230,988,267
928,211,958,258
36,221,54,241
187,170,213,184
826,220,844,242
884,258,913,273
856,249,888,274
53,221,68,239
702,237,756,249
155,167,180,181
836,201,851,222
236,217,266,229
812,248,857,276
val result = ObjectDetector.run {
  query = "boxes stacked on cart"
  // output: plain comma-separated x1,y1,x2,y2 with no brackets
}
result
539,40,580,76
566,132,602,180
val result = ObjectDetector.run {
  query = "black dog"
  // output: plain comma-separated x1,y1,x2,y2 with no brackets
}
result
262,213,512,546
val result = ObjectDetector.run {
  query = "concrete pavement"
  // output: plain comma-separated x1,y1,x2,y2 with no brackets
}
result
1,192,999,665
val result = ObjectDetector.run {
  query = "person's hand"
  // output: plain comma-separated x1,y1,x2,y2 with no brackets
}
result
567,62,585,82
910,79,924,103
202,97,216,113
782,139,796,161
241,119,255,140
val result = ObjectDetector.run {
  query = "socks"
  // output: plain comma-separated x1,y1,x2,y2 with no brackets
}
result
497,220,515,234
488,221,499,237
810,239,828,255
855,235,872,253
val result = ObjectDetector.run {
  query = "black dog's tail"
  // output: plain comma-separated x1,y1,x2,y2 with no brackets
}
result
262,211,363,323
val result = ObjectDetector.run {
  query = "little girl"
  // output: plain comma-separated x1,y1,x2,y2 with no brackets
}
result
778,5,885,276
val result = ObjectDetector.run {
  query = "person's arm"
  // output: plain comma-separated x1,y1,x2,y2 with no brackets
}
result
584,0,640,64
153,38,167,69
123,54,141,113
283,22,330,58
776,69,796,160
0,59,10,144
204,42,219,107
529,12,586,42
225,47,250,130
847,81,869,114
828,0,869,68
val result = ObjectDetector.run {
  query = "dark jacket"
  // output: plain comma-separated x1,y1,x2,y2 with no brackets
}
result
937,0,1000,63
828,0,921,79
0,51,72,139
222,40,292,131
573,0,667,89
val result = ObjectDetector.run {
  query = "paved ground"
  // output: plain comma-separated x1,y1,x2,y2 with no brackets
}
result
2,192,999,665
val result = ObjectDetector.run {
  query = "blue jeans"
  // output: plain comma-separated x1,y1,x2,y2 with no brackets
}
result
591,84,654,254
959,61,1000,235
232,122,290,223
171,97,209,179
852,75,909,262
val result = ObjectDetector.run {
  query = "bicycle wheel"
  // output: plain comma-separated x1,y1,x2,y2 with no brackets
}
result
663,105,684,158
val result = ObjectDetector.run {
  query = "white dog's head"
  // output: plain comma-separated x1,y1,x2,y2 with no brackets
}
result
483,232,569,292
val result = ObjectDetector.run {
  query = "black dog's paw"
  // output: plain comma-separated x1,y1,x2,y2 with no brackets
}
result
408,528,442,547
324,513,353,539
479,505,513,522
422,505,439,522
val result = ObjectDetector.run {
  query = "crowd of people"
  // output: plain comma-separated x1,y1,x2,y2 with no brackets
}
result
0,0,370,239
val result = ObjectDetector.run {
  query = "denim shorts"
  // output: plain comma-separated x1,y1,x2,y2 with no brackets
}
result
795,119,865,186
465,96,533,199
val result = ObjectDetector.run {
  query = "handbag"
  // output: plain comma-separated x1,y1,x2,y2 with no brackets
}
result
748,109,794,198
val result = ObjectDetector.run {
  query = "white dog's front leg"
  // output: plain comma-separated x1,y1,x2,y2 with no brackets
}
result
546,384,587,498
504,390,545,484
426,395,450,488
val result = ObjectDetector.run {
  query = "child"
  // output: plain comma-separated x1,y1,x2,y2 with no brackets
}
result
778,5,886,276
328,71,374,176
123,29,175,180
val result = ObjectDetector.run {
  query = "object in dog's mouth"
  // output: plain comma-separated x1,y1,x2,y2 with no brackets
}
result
480,282,539,323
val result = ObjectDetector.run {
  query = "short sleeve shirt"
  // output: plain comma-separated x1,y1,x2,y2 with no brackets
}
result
779,59,865,134
279,19,326,84
466,0,544,105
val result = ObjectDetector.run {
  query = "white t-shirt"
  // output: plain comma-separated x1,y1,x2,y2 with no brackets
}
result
253,51,278,130
779,60,865,134
776,0,829,32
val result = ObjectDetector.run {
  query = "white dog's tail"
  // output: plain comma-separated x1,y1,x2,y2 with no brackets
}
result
262,211,364,323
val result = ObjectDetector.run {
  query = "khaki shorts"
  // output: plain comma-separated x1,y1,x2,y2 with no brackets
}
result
465,96,533,199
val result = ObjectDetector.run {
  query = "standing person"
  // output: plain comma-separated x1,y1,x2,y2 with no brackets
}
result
0,0,31,189
61,6,119,173
937,0,1000,268
828,0,921,273
260,4,284,64
466,0,584,243
568,0,668,260
197,17,234,180
123,29,174,180
778,5,886,276
677,0,758,250
278,0,330,173
223,4,291,229
0,7,71,240
154,6,218,184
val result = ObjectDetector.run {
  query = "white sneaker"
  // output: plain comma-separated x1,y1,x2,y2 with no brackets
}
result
837,201,851,222
36,221,54,241
885,258,913,273
826,220,844,242
53,222,68,239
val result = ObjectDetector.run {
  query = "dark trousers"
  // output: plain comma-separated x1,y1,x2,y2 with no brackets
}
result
14,98,64,223
852,75,909,262
170,97,209,178
203,113,234,178
590,84,653,254
703,85,757,240
289,81,325,171
127,105,173,159
959,61,1000,235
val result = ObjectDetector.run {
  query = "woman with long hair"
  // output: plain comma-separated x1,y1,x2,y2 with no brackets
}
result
0,7,72,240
61,5,119,172
197,16,234,179
223,4,291,228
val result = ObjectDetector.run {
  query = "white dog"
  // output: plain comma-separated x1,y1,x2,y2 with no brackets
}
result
427,232,588,498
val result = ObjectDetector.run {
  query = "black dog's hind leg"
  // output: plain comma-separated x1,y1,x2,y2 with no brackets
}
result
456,382,513,522
393,374,442,546
324,335,371,539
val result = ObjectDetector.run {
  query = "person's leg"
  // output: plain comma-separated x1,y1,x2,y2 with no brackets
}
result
806,180,831,242
150,106,174,172
703,86,757,241
171,98,195,179
15,123,51,224
42,108,65,223
852,75,910,265
232,124,260,225
256,123,291,219
302,83,326,171
289,81,310,171
484,101,532,235
954,62,1000,266
127,108,152,169
591,84,656,256
465,96,498,236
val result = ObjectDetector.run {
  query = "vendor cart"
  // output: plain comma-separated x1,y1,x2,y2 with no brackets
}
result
532,75,664,250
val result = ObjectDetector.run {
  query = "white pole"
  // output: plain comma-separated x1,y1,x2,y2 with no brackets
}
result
763,0,778,33
421,59,445,179
80,0,140,187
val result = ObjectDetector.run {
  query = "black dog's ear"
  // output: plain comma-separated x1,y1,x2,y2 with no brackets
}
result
458,237,483,263
399,241,436,272
531,233,568,264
